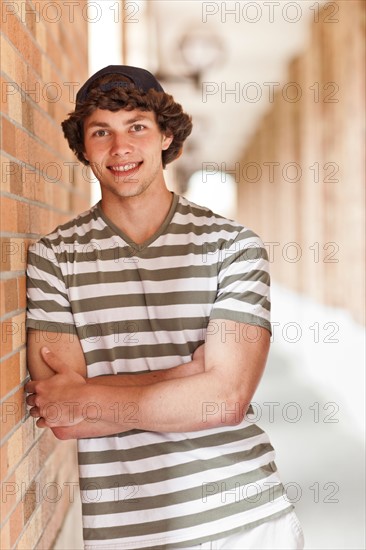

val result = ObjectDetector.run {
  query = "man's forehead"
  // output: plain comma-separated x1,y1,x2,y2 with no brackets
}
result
84,108,156,127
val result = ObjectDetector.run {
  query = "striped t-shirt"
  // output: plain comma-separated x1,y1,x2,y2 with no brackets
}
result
26,194,292,549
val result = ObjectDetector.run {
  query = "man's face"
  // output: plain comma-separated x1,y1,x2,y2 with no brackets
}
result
83,108,173,201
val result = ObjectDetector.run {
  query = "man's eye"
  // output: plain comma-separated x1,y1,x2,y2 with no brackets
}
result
131,124,145,132
93,130,108,137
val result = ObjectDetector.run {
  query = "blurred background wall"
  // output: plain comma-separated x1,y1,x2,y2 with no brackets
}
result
1,1,364,548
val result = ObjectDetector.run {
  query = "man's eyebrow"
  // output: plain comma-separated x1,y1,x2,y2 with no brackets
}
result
85,116,151,130
85,121,111,130
125,115,151,124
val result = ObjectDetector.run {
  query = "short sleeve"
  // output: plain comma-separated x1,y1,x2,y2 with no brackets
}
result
26,239,77,335
209,229,272,334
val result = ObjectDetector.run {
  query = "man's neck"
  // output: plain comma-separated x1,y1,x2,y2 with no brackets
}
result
100,187,174,245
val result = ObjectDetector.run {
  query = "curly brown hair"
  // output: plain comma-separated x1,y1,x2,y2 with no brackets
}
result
61,74,192,168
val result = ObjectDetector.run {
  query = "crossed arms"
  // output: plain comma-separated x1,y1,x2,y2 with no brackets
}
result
25,320,270,439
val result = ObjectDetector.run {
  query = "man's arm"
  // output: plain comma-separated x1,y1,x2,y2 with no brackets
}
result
27,330,205,385
88,343,205,386
26,320,269,438
26,329,205,438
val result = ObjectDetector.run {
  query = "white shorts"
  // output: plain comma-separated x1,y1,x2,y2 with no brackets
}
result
189,511,305,550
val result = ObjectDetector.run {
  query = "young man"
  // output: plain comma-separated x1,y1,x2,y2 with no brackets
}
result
26,66,304,549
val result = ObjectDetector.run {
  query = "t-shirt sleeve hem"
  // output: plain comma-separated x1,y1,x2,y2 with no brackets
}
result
26,319,78,335
209,309,272,335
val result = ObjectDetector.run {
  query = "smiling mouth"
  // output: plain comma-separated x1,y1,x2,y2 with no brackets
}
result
108,162,142,177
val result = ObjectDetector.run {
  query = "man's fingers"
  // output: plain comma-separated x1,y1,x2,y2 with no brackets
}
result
29,406,41,418
41,347,68,374
36,417,48,428
26,393,37,406
25,381,37,394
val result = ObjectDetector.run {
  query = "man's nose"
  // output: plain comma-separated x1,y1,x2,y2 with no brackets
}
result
110,133,134,155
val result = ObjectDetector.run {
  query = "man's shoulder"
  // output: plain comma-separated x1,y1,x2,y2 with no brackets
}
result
176,195,259,239
29,203,101,251
177,195,238,224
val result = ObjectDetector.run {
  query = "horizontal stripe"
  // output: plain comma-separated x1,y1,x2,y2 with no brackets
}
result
70,290,217,314
82,469,280,519
31,239,266,265
26,318,78,334
79,444,272,489
214,290,270,311
82,484,285,540
78,424,264,465
77,417,263,451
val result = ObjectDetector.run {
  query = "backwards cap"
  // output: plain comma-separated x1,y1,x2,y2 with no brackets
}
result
75,65,165,105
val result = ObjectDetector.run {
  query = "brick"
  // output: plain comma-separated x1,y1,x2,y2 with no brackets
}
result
0,353,20,399
1,312,26,359
0,195,19,233
0,439,8,480
1,318,15,357
21,98,34,133
14,125,31,166
0,516,10,550
0,278,18,316
0,386,26,439
35,16,47,51
23,479,38,523
0,76,9,117
0,237,28,272
0,35,17,81
10,499,25,548
0,472,17,523
1,116,16,159
4,421,23,477
18,275,27,310
23,0,38,38
8,86,23,126
0,153,11,194
10,161,25,197
24,441,41,485
17,200,31,234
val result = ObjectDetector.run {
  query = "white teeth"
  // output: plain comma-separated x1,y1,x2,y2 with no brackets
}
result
110,163,138,172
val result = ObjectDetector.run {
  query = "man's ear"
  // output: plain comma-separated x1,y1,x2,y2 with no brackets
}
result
162,133,173,150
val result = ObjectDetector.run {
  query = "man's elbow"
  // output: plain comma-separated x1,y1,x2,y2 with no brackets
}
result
201,395,250,428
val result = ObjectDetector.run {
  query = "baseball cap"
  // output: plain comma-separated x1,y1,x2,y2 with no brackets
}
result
75,65,165,105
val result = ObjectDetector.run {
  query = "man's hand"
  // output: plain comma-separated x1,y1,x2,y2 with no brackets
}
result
25,347,87,428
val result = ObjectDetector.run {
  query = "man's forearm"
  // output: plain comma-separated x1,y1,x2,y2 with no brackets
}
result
88,358,203,387
72,370,240,434
52,365,204,439
51,418,132,440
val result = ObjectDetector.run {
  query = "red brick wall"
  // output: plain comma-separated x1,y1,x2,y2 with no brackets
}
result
237,0,365,324
1,1,89,547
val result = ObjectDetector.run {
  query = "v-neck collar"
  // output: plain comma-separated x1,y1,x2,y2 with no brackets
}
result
96,193,179,252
